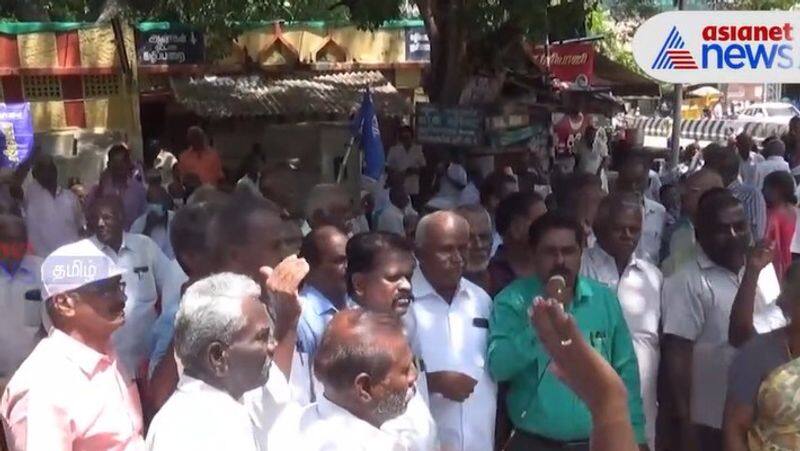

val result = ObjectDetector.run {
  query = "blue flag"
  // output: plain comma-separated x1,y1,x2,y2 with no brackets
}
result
352,88,385,181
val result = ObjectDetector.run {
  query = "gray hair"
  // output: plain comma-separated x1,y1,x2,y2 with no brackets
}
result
415,210,468,246
454,204,491,227
174,273,261,372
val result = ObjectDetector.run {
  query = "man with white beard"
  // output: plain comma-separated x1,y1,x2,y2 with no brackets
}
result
270,310,417,450
455,204,494,293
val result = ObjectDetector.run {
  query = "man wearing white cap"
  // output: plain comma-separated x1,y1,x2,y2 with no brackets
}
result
86,195,174,377
0,240,145,450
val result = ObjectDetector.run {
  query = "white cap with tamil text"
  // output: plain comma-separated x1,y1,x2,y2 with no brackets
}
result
41,239,127,300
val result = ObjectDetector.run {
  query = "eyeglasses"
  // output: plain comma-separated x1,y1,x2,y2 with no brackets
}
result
79,280,126,297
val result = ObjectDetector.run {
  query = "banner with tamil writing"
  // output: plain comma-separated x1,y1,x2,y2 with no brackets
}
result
0,103,34,168
530,43,595,86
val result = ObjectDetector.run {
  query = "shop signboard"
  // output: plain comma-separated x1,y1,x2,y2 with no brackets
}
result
137,30,205,65
416,104,484,146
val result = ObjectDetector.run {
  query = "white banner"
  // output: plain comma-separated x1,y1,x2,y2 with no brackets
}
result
633,11,800,83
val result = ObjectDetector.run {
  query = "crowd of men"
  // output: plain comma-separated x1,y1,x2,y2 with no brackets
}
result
2,121,800,451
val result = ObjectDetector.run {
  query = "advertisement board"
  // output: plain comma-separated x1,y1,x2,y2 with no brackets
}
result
633,11,800,83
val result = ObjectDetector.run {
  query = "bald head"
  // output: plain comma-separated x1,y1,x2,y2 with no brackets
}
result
415,210,469,247
415,211,470,299
681,168,724,220
594,192,642,262
314,309,413,427
315,310,405,389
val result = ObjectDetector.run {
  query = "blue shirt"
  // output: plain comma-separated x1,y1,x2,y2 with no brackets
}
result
148,260,188,376
296,285,350,358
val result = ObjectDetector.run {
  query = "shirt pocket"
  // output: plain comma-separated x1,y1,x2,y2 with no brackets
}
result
123,264,158,308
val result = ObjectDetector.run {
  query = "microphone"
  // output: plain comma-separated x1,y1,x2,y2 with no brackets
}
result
545,275,567,304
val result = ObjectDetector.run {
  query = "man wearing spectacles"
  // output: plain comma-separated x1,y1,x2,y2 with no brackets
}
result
1,239,145,450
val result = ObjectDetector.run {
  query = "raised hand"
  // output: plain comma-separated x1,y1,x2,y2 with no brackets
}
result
259,255,309,340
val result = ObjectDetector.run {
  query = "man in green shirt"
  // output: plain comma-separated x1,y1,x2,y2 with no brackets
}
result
488,211,647,450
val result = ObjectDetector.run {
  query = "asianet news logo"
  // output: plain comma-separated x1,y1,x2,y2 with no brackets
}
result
633,12,800,83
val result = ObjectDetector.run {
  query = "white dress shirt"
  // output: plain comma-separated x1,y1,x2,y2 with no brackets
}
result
580,245,662,450
129,210,175,260
249,340,437,451
147,375,259,451
387,144,426,196
405,270,497,451
662,250,786,429
269,394,405,451
88,234,174,376
0,255,43,380
635,197,666,265
23,179,83,257
645,170,662,203
377,203,408,236
754,155,793,191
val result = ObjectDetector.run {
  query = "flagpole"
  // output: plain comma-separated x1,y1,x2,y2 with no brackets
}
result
337,136,357,184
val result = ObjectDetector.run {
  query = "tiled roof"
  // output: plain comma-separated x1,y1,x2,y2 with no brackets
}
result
170,71,410,119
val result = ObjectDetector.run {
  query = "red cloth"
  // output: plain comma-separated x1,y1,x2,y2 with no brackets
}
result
552,113,588,157
765,206,796,278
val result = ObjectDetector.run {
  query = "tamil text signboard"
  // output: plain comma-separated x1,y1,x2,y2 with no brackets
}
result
137,30,205,65
416,104,484,146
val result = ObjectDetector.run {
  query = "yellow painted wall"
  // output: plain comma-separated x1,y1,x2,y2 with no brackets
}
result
30,101,67,131
13,24,142,157
18,33,58,68
230,25,411,66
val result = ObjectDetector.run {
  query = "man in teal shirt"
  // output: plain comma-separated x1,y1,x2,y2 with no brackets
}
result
489,212,647,450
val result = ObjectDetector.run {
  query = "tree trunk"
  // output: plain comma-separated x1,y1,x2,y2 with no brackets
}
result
96,0,130,23
415,0,467,105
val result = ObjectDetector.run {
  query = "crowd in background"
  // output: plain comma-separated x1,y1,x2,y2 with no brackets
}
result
2,118,800,451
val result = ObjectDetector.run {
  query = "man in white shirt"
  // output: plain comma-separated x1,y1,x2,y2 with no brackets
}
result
23,155,83,257
615,151,667,266
736,133,764,187
86,195,175,377
271,309,415,451
258,232,437,450
386,126,426,204
377,182,417,236
343,231,438,451
406,211,497,451
753,138,792,191
146,273,273,451
662,189,786,451
0,214,43,385
580,193,662,450
130,184,175,259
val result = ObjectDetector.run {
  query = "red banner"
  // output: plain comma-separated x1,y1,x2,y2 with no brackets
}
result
530,43,595,86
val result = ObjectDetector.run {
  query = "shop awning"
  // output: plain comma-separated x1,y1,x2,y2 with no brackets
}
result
592,52,660,97
170,70,410,119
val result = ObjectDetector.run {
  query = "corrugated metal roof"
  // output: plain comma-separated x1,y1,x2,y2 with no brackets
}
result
170,71,410,119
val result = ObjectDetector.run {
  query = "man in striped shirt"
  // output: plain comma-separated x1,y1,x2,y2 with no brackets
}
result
704,143,767,240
